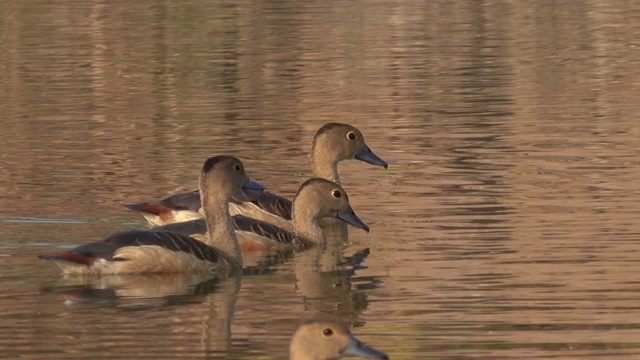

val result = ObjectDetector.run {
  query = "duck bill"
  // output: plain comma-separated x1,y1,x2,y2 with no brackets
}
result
242,178,265,191
336,205,370,233
354,145,388,169
342,334,388,360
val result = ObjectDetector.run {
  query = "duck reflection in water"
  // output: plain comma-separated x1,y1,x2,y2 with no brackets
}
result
40,272,242,357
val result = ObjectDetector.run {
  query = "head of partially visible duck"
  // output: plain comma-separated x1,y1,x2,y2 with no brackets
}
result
311,123,388,184
290,320,389,360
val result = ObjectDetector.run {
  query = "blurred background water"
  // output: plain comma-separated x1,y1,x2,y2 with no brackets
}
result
1,1,640,359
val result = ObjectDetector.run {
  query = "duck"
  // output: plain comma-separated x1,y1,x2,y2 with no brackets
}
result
124,123,388,231
38,155,263,275
290,320,388,360
153,178,370,251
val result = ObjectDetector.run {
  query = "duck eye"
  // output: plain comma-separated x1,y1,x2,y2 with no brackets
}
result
331,190,341,198
322,328,334,337
346,131,356,141
234,164,241,172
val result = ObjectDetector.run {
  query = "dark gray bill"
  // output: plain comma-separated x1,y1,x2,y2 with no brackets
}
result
242,178,265,191
354,145,388,169
336,205,370,233
342,334,389,359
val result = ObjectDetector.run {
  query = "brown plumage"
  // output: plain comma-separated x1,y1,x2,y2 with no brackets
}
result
123,123,387,230
153,178,370,251
39,155,263,275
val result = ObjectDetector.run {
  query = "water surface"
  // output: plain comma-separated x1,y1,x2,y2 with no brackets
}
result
1,1,640,359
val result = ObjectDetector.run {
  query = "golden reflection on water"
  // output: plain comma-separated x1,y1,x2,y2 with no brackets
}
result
1,0,640,359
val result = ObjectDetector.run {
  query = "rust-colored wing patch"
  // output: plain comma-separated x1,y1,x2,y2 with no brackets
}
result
38,252,95,265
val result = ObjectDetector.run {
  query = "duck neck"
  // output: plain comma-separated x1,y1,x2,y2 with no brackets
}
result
311,150,340,184
292,204,326,245
201,190,242,269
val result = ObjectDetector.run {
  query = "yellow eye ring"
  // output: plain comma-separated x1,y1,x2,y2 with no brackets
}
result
346,131,356,141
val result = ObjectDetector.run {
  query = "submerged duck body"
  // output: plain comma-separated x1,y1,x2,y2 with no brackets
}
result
154,178,370,251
